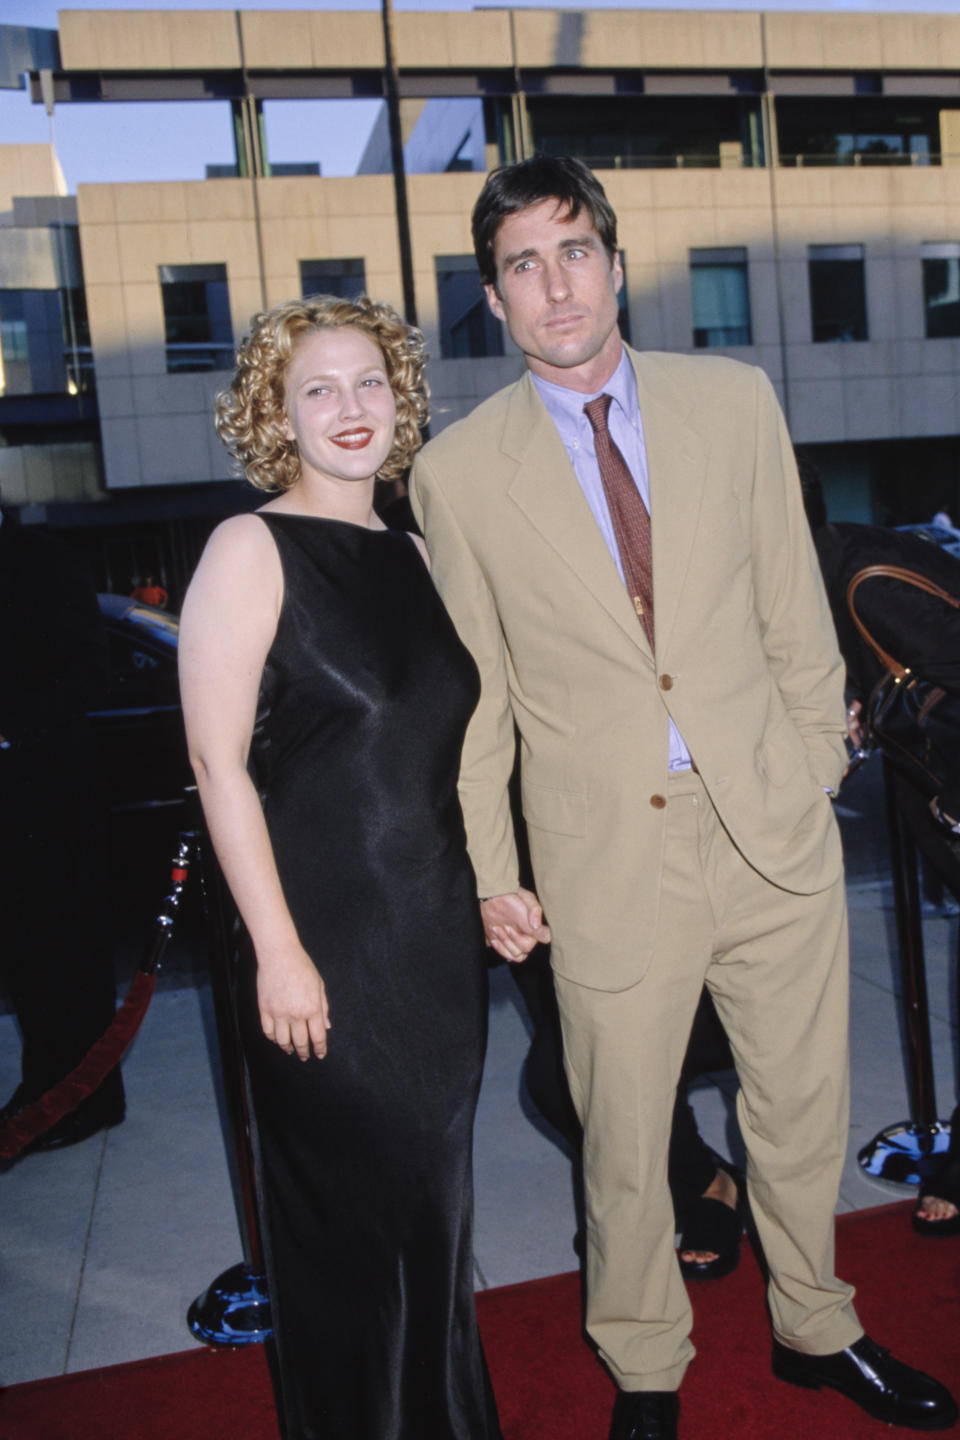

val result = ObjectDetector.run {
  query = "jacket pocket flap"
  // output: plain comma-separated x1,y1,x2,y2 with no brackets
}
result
521,781,587,836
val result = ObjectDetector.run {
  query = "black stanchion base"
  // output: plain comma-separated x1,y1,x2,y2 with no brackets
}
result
187,1262,272,1346
857,1120,953,1186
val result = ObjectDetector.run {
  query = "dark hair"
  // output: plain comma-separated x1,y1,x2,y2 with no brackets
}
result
472,155,619,289
796,453,827,533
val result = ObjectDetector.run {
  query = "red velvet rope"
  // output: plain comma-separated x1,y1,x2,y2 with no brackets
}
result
0,971,156,1160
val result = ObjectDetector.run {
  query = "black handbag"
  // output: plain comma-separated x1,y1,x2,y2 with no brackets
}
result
846,564,960,800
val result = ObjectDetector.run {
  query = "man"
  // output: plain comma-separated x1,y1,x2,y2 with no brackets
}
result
410,157,957,1439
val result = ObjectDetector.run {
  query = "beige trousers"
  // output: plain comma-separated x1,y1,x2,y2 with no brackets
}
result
554,771,862,1392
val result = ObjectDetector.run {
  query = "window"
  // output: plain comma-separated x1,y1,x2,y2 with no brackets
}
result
299,259,367,302
808,245,868,343
689,248,752,347
922,243,960,340
158,264,233,373
435,256,504,359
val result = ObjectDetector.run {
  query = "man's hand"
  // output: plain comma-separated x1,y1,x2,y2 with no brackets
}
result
480,888,551,963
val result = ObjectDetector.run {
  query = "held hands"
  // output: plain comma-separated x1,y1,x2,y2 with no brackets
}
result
257,944,331,1060
480,888,552,963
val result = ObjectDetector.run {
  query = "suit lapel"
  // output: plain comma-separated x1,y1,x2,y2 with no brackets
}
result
631,352,710,656
502,373,649,654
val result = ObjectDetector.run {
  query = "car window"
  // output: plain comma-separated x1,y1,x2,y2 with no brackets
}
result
103,627,180,710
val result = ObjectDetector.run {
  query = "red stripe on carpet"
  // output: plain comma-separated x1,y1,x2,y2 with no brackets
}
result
2,1202,958,1439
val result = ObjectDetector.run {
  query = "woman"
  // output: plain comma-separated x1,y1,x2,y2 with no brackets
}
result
179,296,502,1440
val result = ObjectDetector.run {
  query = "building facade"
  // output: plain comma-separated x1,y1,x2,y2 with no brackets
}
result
2,7,959,596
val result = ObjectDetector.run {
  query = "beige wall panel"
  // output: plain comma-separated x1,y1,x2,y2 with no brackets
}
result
0,449,27,504
897,339,925,377
654,261,693,350
138,412,213,485
713,209,773,257
592,11,761,70
96,377,136,419
263,273,302,305
207,419,236,483
237,11,382,69
772,169,834,211
259,217,331,268
764,13,881,70
754,345,784,384
511,9,760,69
602,170,657,214
413,216,474,263
111,183,188,225
101,416,143,488
76,185,117,227
131,372,216,418
746,261,780,346
184,181,254,224
240,9,312,68
652,208,717,262
77,224,122,286
647,170,716,215
897,204,950,246
328,215,397,269
116,222,189,284
921,338,960,375
775,205,838,251
407,173,483,219
789,342,844,382
119,282,167,374
188,222,260,278
865,260,898,342
787,379,846,443
396,10,512,69
318,177,397,219
0,146,65,214
86,283,132,379
307,11,383,68
230,279,270,337
917,374,960,436
362,270,404,312
256,178,327,222
778,258,812,346
619,221,658,267
706,169,770,210
60,10,240,70
880,15,960,70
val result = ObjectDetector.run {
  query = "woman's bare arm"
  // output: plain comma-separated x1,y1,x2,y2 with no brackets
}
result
178,515,330,1060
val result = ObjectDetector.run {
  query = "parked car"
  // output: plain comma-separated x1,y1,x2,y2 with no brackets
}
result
894,522,960,560
92,594,192,813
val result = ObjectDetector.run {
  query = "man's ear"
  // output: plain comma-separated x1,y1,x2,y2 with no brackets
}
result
611,251,624,296
484,282,506,324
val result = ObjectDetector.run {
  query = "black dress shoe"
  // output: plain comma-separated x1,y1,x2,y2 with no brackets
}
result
608,1390,678,1440
772,1335,958,1430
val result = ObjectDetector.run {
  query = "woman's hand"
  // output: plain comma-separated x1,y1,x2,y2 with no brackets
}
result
257,946,331,1060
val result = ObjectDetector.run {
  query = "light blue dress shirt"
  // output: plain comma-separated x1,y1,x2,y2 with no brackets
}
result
531,349,693,772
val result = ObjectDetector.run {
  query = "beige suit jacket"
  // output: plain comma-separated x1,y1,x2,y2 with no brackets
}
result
411,348,847,992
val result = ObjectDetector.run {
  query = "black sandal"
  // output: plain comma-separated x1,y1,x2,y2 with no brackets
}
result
912,1150,960,1238
677,1166,745,1280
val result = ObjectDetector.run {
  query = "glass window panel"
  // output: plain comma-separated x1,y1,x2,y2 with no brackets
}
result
923,254,960,340
300,259,367,302
808,246,868,342
435,255,503,359
159,263,233,374
689,251,752,347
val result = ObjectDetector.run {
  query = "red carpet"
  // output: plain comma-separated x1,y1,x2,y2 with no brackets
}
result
3,1203,958,1440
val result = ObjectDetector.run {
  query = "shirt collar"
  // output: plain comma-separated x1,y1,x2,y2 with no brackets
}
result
531,345,637,447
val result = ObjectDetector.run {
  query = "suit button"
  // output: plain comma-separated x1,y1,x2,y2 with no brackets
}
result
659,674,674,691
650,794,667,809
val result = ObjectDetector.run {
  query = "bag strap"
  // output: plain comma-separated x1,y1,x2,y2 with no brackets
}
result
846,564,960,681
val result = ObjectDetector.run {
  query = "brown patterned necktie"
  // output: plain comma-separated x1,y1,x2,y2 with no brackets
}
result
583,393,654,649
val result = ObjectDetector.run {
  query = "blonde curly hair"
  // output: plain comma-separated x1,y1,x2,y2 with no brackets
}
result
215,295,429,492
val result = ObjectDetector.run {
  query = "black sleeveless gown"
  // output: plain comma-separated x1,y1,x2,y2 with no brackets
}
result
234,513,501,1440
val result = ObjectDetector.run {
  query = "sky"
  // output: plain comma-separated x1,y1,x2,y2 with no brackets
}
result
2,0,958,191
